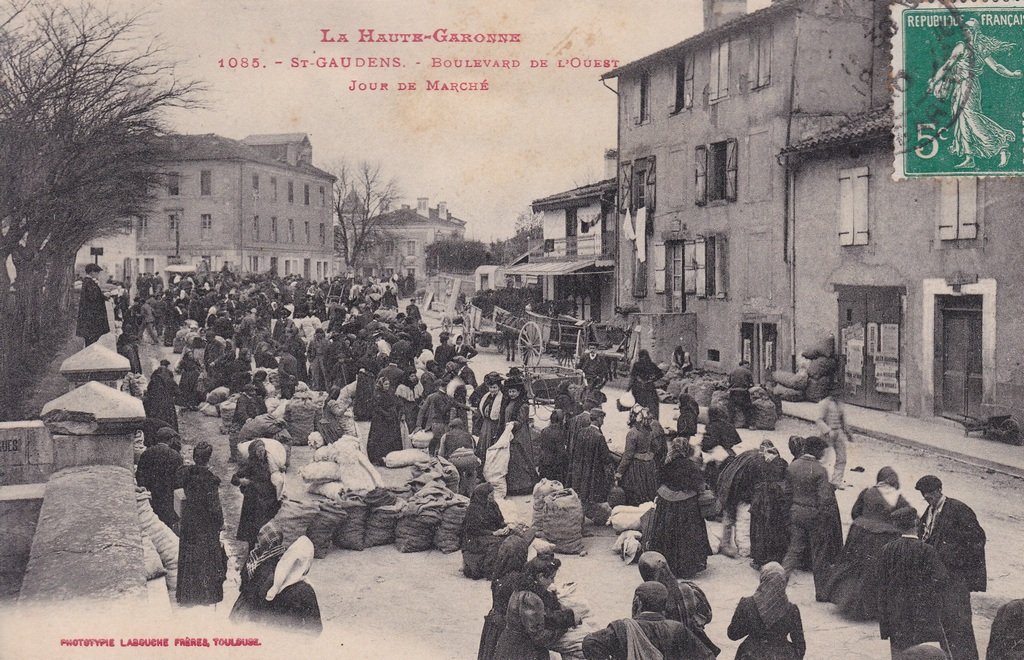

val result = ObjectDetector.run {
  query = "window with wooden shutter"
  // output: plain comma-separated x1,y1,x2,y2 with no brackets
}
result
751,31,771,89
838,167,869,246
939,178,978,240
668,242,685,312
715,234,729,296
634,165,647,211
684,241,697,294
645,156,656,216
633,252,648,298
674,54,695,111
695,145,708,206
619,162,633,213
710,40,729,101
705,235,717,297
654,241,666,293
725,138,739,202
694,238,707,297
638,72,651,123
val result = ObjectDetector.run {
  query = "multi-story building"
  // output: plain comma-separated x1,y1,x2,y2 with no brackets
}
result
783,108,1024,424
601,0,889,379
74,220,137,282
503,176,616,321
365,199,466,279
135,133,336,282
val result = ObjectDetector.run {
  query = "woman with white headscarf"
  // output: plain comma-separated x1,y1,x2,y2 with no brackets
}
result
230,532,322,636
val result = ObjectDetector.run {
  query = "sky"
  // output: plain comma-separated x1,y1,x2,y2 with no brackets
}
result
109,0,727,240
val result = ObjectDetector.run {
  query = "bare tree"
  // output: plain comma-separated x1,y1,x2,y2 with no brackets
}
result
0,1,201,416
330,159,400,272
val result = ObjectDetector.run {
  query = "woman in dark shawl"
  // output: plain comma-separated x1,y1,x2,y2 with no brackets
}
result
257,536,323,635
462,483,509,580
116,326,143,375
536,410,568,484
175,441,227,606
676,392,700,440
493,557,579,660
231,440,281,550
499,378,539,496
700,404,741,493
353,366,376,422
637,551,719,657
727,562,806,660
143,364,179,432
175,345,204,410
647,437,712,579
615,407,659,505
366,376,402,466
823,466,915,620
628,350,664,420
750,440,791,569
475,373,504,462
478,535,531,660
230,524,285,624
987,598,1024,660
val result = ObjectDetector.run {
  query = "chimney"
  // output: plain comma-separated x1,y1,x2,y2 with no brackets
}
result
416,197,428,214
703,0,747,31
604,149,618,180
437,201,448,220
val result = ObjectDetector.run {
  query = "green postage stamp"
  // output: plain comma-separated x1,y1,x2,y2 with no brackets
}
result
892,1,1024,178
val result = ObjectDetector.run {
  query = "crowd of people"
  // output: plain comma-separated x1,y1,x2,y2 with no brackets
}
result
101,264,1018,658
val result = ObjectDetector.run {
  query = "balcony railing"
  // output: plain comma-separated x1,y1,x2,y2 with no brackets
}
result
528,235,615,260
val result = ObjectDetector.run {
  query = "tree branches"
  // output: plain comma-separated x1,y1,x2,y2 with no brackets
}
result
330,159,400,270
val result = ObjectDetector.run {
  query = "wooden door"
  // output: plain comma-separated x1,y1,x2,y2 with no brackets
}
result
941,307,983,419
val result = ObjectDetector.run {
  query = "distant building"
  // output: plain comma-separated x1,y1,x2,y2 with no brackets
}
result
363,199,467,279
74,220,137,283
134,132,336,281
506,175,616,322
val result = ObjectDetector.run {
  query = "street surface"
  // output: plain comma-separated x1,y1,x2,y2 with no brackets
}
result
134,324,1024,659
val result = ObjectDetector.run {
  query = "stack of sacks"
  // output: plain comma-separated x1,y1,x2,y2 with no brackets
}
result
364,488,404,547
238,438,289,497
749,386,779,430
608,501,657,533
410,456,460,492
772,370,808,402
284,383,320,446
218,394,240,431
537,488,585,555
802,336,838,402
136,488,178,596
240,414,291,445
709,387,731,411
433,495,471,554
206,387,231,406
682,375,723,408
409,429,433,450
395,483,458,553
301,436,383,498
332,492,369,551
304,500,349,558
120,372,149,400
384,448,431,468
267,498,320,547
531,479,564,531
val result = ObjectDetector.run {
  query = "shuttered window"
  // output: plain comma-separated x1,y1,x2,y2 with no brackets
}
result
674,54,694,111
654,241,666,293
751,31,771,89
938,178,978,240
709,40,729,102
838,167,870,246
695,145,708,206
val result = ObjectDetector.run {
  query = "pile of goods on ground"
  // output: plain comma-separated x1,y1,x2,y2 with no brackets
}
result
771,333,838,403
531,480,585,555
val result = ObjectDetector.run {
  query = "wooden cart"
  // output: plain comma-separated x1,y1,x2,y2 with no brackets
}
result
523,365,586,408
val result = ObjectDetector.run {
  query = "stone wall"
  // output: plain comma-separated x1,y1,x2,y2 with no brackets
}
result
0,483,45,598
0,421,53,486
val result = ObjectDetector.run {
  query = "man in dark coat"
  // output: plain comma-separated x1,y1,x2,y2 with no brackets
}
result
577,345,610,391
727,361,755,428
569,409,612,521
434,332,455,369
136,428,184,531
915,475,987,660
76,264,110,346
874,508,948,660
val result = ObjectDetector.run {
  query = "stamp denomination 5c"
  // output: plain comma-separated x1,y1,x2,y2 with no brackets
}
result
892,0,1024,179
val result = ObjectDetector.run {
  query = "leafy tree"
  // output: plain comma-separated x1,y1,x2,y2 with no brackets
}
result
424,238,492,274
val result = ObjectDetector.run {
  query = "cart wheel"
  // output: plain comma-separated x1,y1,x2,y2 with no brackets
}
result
519,321,543,367
999,418,1021,446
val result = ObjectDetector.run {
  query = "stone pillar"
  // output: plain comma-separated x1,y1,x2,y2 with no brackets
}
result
40,381,145,471
59,342,130,391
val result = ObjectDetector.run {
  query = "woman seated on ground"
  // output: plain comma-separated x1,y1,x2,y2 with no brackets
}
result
492,557,581,660
230,531,322,635
647,438,712,579
583,582,716,660
728,562,806,660
822,466,915,621
636,552,719,658
477,536,531,660
461,483,512,580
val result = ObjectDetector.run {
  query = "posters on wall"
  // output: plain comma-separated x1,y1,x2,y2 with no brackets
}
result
846,338,864,387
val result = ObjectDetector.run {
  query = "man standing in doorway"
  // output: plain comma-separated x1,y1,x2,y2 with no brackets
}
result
76,263,110,346
916,475,987,660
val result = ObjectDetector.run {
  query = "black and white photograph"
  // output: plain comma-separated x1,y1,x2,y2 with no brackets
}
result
1,0,1023,658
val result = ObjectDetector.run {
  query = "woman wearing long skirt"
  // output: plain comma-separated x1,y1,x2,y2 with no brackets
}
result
175,442,226,606
366,376,403,465
823,466,914,620
231,440,281,550
628,350,663,421
478,536,530,660
175,346,204,410
475,374,505,463
493,557,579,660
750,441,791,569
143,364,179,432
462,483,509,580
728,562,806,659
647,437,712,579
499,378,538,497
615,407,658,505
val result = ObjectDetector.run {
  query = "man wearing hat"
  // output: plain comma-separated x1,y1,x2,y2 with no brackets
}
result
569,408,612,523
454,355,477,388
915,475,987,660
76,263,110,346
577,344,610,391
